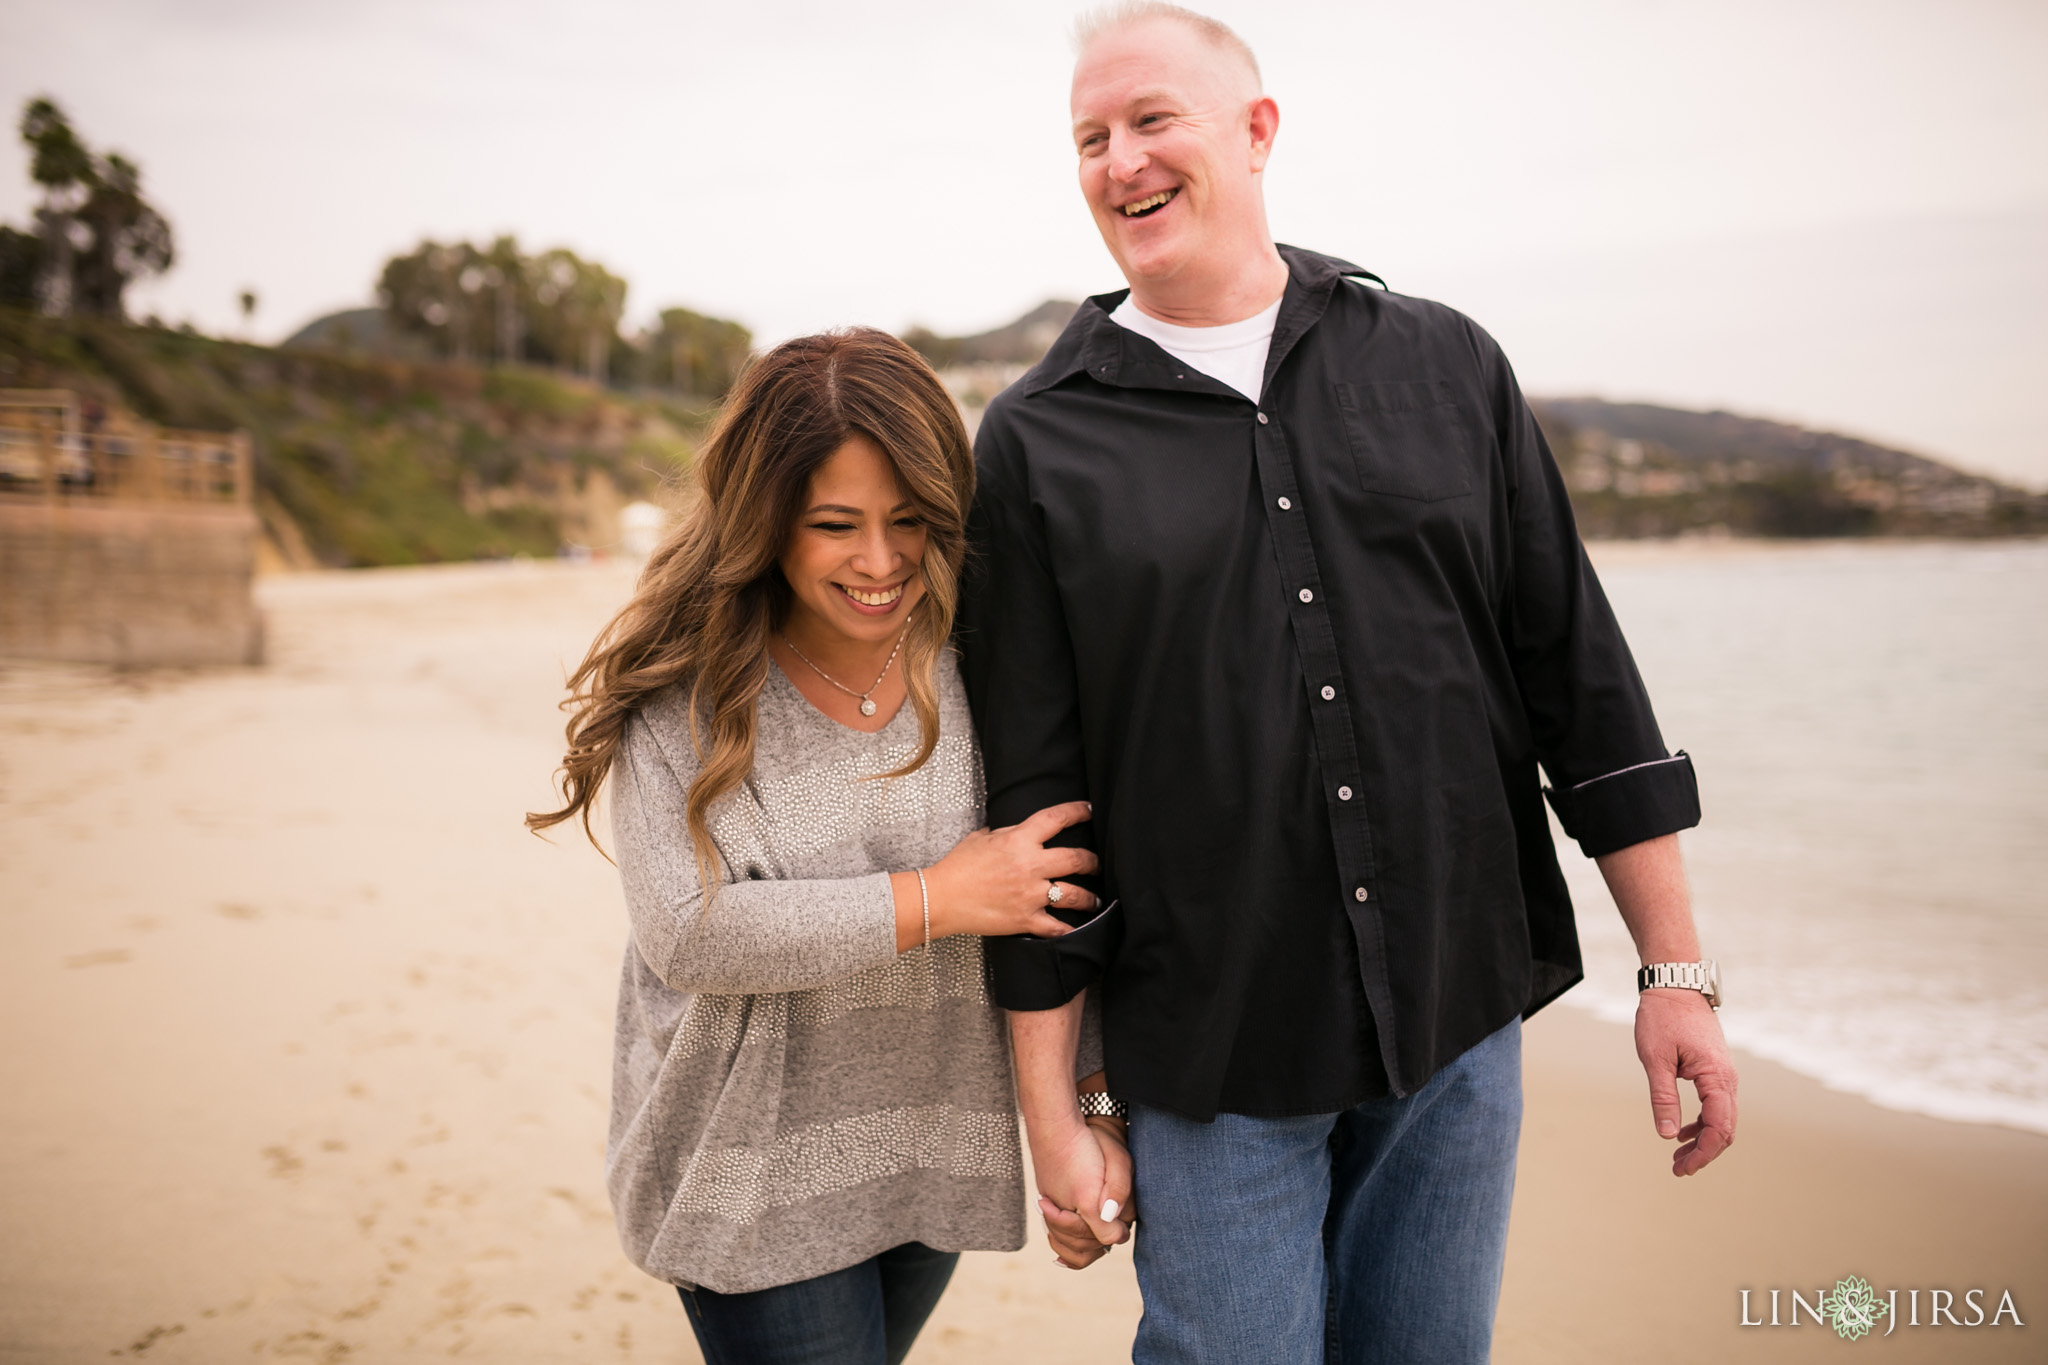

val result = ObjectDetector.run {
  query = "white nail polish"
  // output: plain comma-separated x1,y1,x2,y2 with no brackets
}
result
1101,1199,1119,1221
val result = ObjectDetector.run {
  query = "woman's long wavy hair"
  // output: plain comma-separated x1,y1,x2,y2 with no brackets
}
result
526,327,976,884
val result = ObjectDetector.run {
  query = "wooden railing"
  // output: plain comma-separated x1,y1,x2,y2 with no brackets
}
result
0,390,252,508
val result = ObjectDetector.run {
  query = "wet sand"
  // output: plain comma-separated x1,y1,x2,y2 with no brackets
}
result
1,558,2040,1363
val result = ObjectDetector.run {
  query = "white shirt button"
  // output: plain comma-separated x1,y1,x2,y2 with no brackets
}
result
1277,496,1291,510
1320,685,1335,700
1337,786,1353,801
1354,887,1369,902
1298,588,1313,603
1257,412,1270,425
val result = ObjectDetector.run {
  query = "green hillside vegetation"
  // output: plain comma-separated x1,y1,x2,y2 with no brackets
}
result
0,96,727,569
0,308,701,567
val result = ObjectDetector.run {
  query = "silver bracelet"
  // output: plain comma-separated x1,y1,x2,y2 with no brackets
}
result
914,868,931,951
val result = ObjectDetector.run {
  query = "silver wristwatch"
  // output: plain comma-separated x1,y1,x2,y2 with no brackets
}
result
1637,960,1721,1011
1077,1090,1128,1120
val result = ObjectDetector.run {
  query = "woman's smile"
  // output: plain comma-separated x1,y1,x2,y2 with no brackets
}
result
835,578,909,613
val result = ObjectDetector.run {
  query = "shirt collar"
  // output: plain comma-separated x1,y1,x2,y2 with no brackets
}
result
1022,244,1382,399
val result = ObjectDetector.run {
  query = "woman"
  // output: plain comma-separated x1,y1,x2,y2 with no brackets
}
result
528,328,1100,1365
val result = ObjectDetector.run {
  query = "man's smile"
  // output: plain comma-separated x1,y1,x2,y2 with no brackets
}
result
1119,187,1181,217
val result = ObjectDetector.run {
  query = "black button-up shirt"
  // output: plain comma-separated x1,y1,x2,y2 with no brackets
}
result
961,245,1700,1121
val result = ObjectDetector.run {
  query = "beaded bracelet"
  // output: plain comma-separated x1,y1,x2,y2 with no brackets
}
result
914,868,931,951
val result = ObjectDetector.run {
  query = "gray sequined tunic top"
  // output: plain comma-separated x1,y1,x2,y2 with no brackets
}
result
605,654,1025,1293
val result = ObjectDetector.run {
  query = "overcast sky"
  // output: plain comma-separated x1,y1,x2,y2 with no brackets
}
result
2,0,2044,483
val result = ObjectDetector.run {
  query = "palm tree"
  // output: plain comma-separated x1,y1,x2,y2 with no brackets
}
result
20,97,92,317
16,98,174,320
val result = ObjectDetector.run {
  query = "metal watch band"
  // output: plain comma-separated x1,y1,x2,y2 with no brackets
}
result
1637,959,1721,1010
1077,1090,1128,1120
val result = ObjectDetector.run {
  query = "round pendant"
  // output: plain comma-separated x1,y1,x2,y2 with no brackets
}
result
859,697,878,717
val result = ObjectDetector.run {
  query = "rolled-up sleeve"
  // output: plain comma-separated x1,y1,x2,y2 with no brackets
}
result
610,710,899,994
1477,323,1702,857
959,406,1103,1008
1542,752,1700,857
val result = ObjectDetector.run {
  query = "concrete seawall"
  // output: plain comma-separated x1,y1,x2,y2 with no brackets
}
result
0,500,263,666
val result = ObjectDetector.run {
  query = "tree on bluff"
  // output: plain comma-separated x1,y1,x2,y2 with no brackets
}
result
72,152,174,317
651,307,752,398
530,247,627,383
379,237,628,383
5,97,175,319
378,237,521,367
0,227,39,309
376,236,750,397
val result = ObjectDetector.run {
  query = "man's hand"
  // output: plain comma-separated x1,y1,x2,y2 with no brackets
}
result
1031,1116,1133,1268
1635,988,1737,1176
1595,833,1739,1177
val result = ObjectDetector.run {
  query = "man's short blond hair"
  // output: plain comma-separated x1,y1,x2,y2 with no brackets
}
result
1072,2,1263,91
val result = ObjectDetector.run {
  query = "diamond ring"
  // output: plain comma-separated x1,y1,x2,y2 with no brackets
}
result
1046,882,1065,905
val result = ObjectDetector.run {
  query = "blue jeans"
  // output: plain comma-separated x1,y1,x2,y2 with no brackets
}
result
677,1242,958,1365
1128,1018,1522,1365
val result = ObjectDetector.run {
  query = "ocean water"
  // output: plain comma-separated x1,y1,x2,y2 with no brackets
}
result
1556,539,2048,1135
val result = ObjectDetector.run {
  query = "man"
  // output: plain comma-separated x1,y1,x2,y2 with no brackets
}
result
958,4,1738,1362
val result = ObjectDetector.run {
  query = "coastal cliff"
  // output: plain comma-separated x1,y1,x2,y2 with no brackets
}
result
0,309,697,569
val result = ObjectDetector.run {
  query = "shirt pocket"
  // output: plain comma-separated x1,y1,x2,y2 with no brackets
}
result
1334,380,1475,502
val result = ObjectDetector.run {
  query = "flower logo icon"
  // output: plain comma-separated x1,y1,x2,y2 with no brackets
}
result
1820,1275,1889,1341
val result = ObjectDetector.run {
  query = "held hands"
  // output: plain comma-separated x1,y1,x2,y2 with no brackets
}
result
1033,1115,1134,1269
916,801,1100,943
1635,988,1738,1176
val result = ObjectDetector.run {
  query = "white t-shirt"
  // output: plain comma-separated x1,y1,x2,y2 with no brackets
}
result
1108,294,1284,402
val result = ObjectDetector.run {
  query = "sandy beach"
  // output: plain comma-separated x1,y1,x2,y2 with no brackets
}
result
2,557,2041,1363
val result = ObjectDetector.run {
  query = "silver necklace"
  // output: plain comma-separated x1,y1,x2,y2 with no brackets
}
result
780,629,907,717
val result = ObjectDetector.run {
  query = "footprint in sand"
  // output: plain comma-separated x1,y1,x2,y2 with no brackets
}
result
114,1323,184,1357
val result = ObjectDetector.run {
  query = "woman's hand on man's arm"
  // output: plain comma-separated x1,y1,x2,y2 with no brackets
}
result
891,800,1098,952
